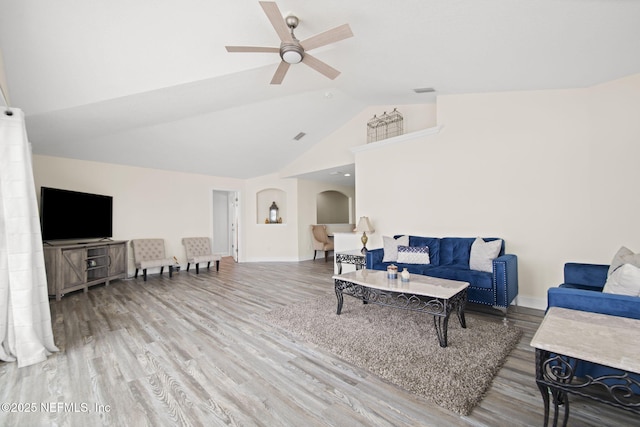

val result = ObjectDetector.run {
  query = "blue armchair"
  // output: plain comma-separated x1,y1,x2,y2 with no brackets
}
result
547,263,640,320
547,262,640,386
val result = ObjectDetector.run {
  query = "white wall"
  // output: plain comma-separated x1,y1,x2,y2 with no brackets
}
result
281,103,433,261
32,156,356,266
33,155,244,275
280,103,437,179
243,173,299,262
296,179,356,260
354,73,640,309
31,73,640,300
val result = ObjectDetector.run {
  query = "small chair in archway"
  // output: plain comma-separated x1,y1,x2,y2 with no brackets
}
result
182,237,221,274
311,225,334,262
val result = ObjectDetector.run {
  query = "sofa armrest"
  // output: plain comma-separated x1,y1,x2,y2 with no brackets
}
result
563,262,608,290
366,248,384,269
547,287,640,320
492,254,518,308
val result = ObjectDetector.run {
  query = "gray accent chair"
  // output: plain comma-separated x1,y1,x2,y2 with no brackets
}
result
131,239,175,281
182,237,221,274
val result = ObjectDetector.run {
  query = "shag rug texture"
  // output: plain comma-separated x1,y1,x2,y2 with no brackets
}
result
263,294,523,416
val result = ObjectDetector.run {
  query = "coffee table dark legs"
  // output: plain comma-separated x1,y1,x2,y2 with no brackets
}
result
537,380,551,427
433,315,450,347
537,380,570,427
457,300,467,328
535,349,572,427
335,288,344,315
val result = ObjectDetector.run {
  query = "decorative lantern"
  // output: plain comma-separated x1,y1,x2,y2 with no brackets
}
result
386,108,404,139
269,201,279,224
366,108,403,143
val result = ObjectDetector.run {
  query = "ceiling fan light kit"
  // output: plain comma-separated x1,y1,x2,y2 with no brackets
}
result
225,1,353,84
280,42,304,64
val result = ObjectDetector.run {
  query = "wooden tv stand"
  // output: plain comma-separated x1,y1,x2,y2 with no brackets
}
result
43,240,128,300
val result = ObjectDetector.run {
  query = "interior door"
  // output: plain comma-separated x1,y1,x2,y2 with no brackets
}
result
212,190,230,257
230,192,239,262
212,190,239,261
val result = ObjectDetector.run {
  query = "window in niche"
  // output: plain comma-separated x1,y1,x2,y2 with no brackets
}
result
317,191,349,224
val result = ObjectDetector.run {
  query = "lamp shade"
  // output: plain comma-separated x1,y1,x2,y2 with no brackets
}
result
354,216,374,233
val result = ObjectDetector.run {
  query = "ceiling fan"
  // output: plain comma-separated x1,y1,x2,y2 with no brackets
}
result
225,1,354,84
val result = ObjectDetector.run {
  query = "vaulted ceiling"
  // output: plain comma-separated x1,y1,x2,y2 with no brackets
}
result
1,1,639,181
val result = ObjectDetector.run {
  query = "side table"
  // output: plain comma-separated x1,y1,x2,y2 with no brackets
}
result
530,307,640,427
335,249,366,274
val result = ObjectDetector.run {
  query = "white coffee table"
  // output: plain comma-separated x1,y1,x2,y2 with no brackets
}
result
333,269,469,347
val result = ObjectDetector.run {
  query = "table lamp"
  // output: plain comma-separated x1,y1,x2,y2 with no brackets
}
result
354,216,374,254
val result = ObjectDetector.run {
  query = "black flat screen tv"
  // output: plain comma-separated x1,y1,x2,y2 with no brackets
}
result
40,187,113,241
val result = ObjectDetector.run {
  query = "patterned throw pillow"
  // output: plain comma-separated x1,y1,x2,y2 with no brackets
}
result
382,235,409,262
397,245,430,264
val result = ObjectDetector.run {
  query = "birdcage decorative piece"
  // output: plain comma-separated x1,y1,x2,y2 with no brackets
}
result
366,108,403,143
366,114,384,143
386,108,403,138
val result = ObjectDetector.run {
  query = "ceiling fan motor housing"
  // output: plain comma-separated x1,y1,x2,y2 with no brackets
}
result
285,14,299,29
280,41,304,64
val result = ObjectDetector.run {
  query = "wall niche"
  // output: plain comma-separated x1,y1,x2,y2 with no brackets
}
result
256,188,286,224
316,190,350,224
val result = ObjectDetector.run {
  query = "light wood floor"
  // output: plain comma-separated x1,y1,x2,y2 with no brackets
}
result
1,258,637,426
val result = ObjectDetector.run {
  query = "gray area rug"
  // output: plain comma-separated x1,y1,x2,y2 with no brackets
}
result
263,294,523,416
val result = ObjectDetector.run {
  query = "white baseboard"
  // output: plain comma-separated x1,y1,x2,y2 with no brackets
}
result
514,295,547,311
243,256,302,263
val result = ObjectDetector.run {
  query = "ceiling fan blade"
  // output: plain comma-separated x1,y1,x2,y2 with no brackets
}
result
271,61,291,84
225,46,279,53
260,1,293,43
300,23,354,51
301,53,340,80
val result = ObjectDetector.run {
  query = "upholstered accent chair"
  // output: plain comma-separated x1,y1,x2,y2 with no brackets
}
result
182,237,221,274
311,225,334,262
130,239,175,281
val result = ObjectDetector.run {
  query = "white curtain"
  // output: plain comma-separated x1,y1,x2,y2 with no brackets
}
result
0,108,58,367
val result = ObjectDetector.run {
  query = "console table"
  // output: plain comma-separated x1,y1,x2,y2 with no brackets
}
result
530,307,640,427
44,240,128,300
335,249,366,274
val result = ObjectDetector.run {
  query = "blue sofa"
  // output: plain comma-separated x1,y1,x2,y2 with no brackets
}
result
547,262,640,386
365,236,518,310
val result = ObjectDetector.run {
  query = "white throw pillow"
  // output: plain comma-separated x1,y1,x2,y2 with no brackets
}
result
603,263,640,296
382,235,409,262
469,237,502,273
608,246,640,276
397,245,430,264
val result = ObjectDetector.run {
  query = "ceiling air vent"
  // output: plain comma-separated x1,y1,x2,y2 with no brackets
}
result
413,87,435,93
293,132,306,141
